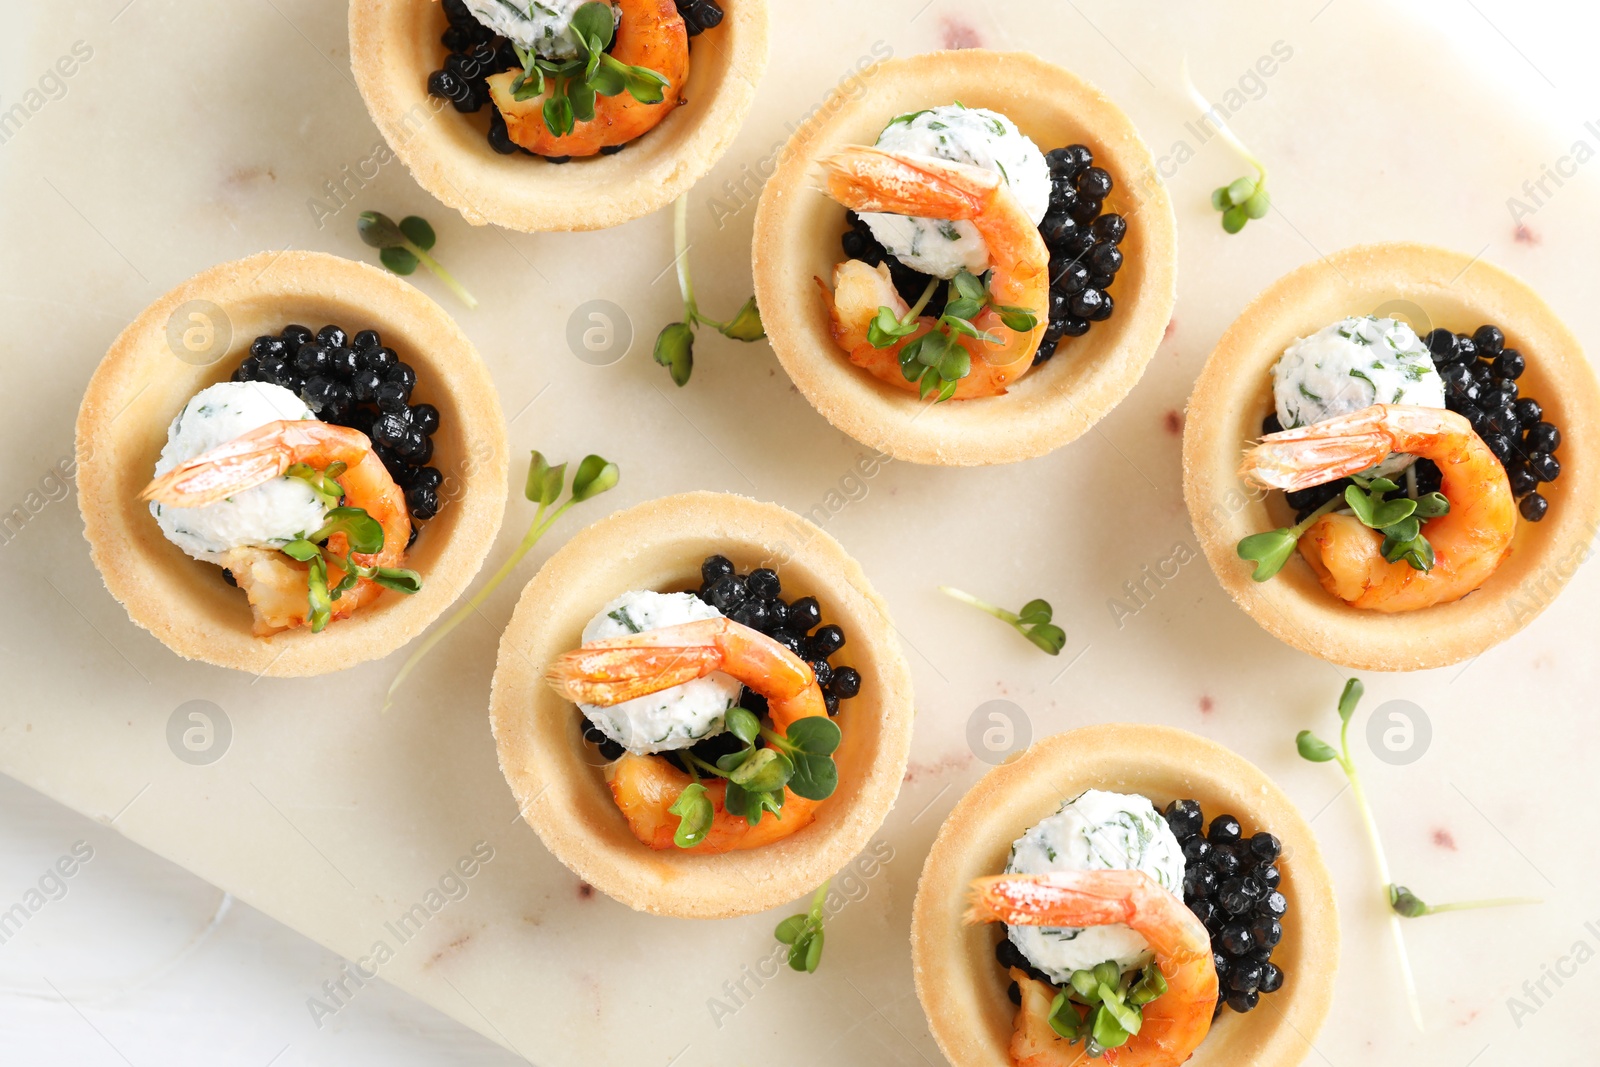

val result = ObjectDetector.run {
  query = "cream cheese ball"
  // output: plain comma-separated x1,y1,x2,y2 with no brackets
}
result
150,381,328,563
578,590,742,754
862,103,1051,279
459,0,610,59
1272,316,1446,477
1004,789,1186,982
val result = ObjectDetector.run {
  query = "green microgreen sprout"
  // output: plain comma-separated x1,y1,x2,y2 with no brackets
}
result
866,269,1037,403
652,194,764,386
280,503,422,633
1043,960,1167,1056
774,879,831,973
508,3,669,136
666,710,840,844
1239,474,1450,582
383,450,618,709
1298,679,1540,1031
1181,58,1271,233
357,211,478,309
938,586,1065,655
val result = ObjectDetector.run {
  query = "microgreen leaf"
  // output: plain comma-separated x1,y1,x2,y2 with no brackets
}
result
717,296,765,341
1389,885,1429,918
724,781,783,825
1091,1002,1133,1050
1025,623,1066,655
1414,492,1450,519
1296,730,1339,762
372,567,423,594
281,538,321,562
570,454,619,501
725,706,761,745
622,65,668,104
728,747,792,792
398,216,435,251
1047,992,1083,1040
774,880,830,974
306,556,332,633
1017,599,1053,626
944,296,984,322
668,782,712,848
653,320,694,387
312,506,385,555
1128,963,1167,1006
952,270,986,302
570,1,615,49
357,211,406,248
1337,678,1363,723
525,451,567,506
380,246,419,275
1236,529,1298,582
867,305,917,348
588,61,625,96
785,716,841,757
566,78,597,123
543,90,574,138
996,305,1038,332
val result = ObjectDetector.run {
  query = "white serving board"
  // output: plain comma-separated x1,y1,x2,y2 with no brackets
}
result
2,0,1598,1063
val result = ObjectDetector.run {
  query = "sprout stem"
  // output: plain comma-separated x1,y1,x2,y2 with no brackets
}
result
405,240,478,309
1417,896,1542,915
938,585,1018,623
673,194,698,322
1335,713,1425,1031
382,499,572,711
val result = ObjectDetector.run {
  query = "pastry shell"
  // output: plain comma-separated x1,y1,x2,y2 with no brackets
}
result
75,250,509,677
348,0,769,233
751,49,1176,466
488,490,914,918
1183,242,1600,671
911,724,1338,1067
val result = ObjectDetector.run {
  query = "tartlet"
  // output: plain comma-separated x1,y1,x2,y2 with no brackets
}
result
752,49,1176,466
911,724,1337,1067
488,490,914,918
348,0,769,233
76,250,508,677
1183,243,1600,671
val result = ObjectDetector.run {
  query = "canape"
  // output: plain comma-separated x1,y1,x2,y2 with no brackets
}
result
76,251,508,677
752,49,1176,465
489,491,914,918
912,724,1337,1067
1184,243,1600,671
349,0,769,232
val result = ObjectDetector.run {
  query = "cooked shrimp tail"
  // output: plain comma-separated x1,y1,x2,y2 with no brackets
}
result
549,617,830,854
1238,403,1515,611
818,146,1049,373
967,870,1218,1067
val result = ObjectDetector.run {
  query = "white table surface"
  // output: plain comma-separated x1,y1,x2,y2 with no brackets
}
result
4,0,1599,1064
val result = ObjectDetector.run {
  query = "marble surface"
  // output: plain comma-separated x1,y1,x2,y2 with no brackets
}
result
3,0,1599,1064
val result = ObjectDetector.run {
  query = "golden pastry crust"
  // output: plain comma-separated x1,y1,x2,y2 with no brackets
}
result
488,491,914,918
1183,243,1600,671
751,49,1176,466
348,0,769,232
75,251,508,677
911,725,1338,1067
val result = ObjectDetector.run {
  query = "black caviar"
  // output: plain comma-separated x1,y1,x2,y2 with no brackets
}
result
428,0,721,158
1166,799,1286,1015
1265,321,1564,525
579,553,862,764
232,325,442,527
838,141,1125,369
1426,324,1562,522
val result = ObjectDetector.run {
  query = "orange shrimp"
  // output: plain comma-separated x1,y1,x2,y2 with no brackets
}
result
484,0,689,158
1239,404,1516,611
966,870,1218,1067
817,145,1049,392
142,420,411,635
819,262,1026,399
546,617,829,853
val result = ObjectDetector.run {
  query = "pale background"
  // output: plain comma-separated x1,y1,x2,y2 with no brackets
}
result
2,0,1598,1064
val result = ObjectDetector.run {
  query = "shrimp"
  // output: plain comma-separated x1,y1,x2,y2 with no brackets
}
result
484,0,689,158
965,870,1218,1067
546,617,829,853
817,145,1050,389
142,420,411,635
1239,404,1516,612
819,263,1026,399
